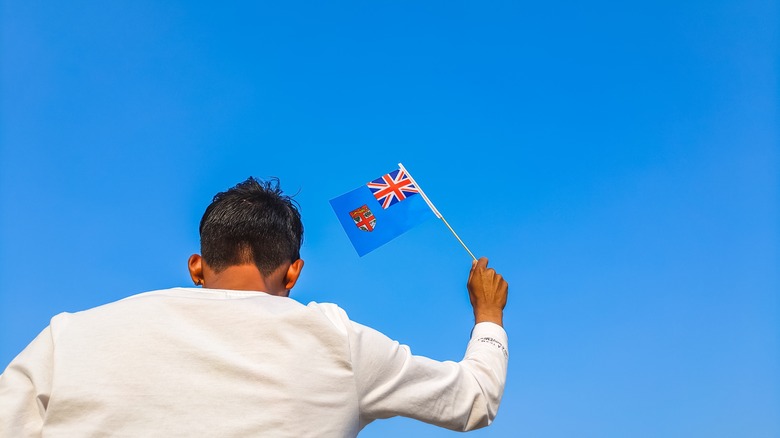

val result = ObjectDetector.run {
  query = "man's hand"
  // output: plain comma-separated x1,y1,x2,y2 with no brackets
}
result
467,257,508,327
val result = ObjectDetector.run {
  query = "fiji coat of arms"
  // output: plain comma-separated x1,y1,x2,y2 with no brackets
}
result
349,204,376,232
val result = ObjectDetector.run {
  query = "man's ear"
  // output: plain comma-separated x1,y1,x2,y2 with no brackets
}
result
284,259,305,291
188,254,205,286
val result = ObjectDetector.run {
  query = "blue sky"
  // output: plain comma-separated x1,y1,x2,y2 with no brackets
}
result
1,1,777,437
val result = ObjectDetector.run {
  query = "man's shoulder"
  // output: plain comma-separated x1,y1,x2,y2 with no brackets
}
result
67,287,198,314
305,301,353,335
50,286,182,314
72,287,268,311
44,288,189,339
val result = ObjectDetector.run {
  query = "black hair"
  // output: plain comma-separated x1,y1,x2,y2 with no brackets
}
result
199,177,303,276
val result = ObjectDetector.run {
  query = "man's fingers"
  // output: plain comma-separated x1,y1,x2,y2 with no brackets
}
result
469,257,488,283
495,274,508,292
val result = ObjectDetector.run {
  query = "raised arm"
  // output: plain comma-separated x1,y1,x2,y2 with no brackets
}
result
351,257,509,432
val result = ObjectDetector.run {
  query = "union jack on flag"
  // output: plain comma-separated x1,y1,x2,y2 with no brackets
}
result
367,169,420,209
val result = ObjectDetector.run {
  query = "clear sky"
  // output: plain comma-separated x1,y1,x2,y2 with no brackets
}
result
1,1,777,437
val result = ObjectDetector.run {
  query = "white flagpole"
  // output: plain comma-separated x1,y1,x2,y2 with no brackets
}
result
398,162,477,261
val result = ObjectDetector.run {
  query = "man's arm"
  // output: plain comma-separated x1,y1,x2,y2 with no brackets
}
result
349,257,509,431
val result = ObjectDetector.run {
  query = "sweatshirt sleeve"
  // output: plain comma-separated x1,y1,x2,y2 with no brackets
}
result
348,320,509,431
0,325,55,437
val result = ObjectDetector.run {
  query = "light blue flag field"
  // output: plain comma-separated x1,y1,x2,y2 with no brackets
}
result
330,165,434,256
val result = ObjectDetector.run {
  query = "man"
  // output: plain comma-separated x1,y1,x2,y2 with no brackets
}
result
0,177,509,437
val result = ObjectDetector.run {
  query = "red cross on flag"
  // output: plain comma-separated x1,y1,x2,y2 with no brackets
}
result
366,169,420,209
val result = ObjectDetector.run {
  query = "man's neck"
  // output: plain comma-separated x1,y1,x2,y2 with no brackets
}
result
203,263,289,297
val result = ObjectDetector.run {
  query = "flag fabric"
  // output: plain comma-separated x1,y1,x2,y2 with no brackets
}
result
330,167,434,256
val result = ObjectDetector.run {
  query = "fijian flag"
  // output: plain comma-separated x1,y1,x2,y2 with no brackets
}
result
330,166,434,256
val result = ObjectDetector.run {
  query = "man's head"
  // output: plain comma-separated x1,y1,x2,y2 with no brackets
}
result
187,177,304,295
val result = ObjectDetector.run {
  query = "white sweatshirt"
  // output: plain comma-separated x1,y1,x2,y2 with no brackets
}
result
0,287,508,437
